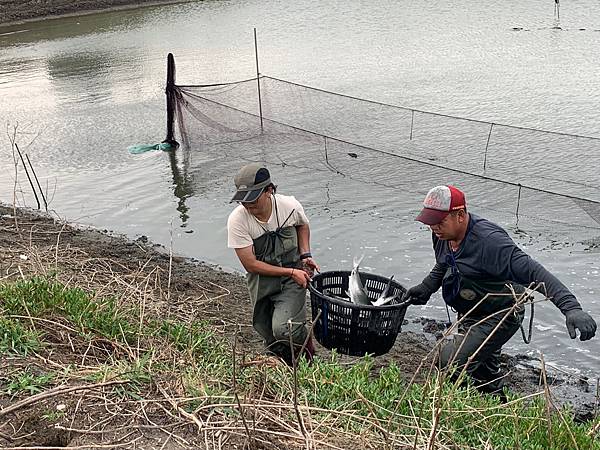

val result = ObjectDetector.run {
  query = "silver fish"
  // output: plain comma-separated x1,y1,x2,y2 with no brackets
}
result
371,293,397,307
346,255,371,305
371,275,397,307
323,288,350,303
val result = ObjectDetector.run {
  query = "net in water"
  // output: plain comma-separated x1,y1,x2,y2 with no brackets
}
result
167,67,600,242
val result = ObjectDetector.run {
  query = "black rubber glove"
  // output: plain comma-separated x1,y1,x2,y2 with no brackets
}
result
402,281,436,305
565,309,597,341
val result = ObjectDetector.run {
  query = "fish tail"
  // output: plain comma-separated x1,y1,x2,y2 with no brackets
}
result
353,254,365,268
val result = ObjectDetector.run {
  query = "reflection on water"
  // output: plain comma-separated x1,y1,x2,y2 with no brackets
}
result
46,52,112,103
0,57,43,85
167,148,192,226
0,4,171,46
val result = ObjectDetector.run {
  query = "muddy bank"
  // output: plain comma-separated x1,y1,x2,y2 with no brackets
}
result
0,0,193,26
0,203,597,426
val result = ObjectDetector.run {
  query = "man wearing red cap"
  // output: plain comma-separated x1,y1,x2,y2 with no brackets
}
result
404,185,597,396
227,163,319,366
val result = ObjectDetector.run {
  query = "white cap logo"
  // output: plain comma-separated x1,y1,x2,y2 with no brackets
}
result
423,186,451,211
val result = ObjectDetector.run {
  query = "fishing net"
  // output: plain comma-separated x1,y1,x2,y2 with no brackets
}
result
166,66,600,241
127,142,176,154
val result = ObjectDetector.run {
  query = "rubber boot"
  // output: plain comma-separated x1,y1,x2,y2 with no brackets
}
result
266,341,294,367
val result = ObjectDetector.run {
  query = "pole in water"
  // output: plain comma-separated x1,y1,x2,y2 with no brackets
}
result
254,27,264,131
515,183,522,229
15,143,41,210
25,153,48,211
483,123,494,172
554,0,560,20
163,53,179,149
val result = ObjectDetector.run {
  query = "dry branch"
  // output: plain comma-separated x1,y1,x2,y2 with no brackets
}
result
0,380,130,418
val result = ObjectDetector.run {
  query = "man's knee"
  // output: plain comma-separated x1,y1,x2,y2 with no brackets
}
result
272,319,307,344
437,334,470,369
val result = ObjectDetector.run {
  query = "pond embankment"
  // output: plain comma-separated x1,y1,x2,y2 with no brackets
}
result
0,0,193,26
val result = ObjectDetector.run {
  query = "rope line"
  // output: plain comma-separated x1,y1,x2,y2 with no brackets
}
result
199,132,600,231
261,75,600,141
179,75,600,141
177,76,259,88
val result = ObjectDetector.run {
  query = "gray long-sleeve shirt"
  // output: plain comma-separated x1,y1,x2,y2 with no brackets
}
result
426,213,581,314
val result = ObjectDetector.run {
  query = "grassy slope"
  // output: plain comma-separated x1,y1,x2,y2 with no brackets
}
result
1,277,598,449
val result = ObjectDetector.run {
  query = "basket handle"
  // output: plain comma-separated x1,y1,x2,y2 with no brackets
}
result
396,298,413,309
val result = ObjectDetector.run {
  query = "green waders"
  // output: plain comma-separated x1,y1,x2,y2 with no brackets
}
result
247,226,308,365
439,273,525,395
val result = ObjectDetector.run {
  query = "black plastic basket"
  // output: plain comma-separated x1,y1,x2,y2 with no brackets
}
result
308,271,408,356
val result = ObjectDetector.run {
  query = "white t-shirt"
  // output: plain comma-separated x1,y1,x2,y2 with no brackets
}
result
227,193,309,249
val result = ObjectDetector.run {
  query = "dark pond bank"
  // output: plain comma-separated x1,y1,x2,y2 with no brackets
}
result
0,0,191,25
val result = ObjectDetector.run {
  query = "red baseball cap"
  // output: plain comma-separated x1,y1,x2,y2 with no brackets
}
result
416,185,466,225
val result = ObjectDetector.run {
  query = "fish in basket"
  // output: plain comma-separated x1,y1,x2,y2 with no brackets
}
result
308,258,409,356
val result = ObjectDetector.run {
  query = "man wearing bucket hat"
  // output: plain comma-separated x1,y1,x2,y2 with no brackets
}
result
404,185,596,395
227,163,319,365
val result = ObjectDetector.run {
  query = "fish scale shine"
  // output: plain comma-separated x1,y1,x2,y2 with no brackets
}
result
346,255,371,305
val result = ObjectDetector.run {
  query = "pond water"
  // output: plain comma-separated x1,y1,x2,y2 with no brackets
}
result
1,0,599,376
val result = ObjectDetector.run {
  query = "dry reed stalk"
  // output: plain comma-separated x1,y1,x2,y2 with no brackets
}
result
136,267,151,361
539,354,580,450
7,315,78,334
589,378,600,436
231,328,256,449
1,439,144,450
0,380,130,418
139,401,191,448
284,352,308,440
425,374,444,450
7,125,21,237
66,395,85,444
539,352,554,446
52,222,67,272
589,416,600,437
54,422,185,434
156,382,205,432
167,219,173,303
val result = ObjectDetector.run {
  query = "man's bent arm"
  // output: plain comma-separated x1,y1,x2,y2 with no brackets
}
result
484,231,582,314
424,262,446,291
296,224,311,255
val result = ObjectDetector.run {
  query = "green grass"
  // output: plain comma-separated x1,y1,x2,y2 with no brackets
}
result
0,316,43,355
1,277,598,449
0,277,137,343
289,355,597,449
41,408,65,422
5,368,53,397
157,320,229,366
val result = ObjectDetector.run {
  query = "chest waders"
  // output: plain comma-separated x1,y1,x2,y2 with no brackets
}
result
246,206,308,366
438,249,526,396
